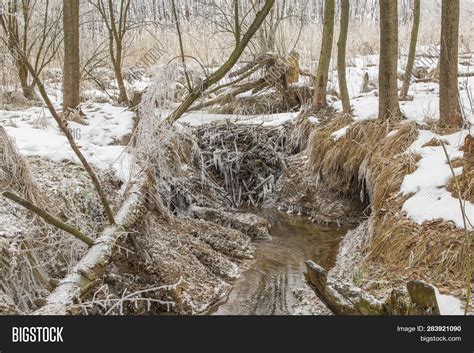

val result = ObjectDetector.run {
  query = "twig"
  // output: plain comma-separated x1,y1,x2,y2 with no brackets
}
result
2,191,95,247
439,138,471,315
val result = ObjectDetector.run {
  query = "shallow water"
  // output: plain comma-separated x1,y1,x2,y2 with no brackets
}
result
210,209,348,315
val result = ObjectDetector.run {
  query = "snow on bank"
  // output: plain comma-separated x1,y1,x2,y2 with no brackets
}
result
401,130,473,230
177,110,299,127
145,107,299,128
0,103,135,182
331,53,474,126
435,288,465,316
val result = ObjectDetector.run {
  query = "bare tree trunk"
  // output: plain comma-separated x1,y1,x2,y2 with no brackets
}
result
313,0,335,108
171,0,192,92
463,135,473,200
95,0,132,106
439,0,463,129
112,41,129,106
400,0,420,99
18,61,35,100
378,0,401,121
63,0,81,110
337,0,350,114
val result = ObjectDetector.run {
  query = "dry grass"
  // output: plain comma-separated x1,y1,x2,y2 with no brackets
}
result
308,116,418,205
307,117,470,295
0,127,44,206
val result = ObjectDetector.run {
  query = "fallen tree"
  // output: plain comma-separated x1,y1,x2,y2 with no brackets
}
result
305,261,387,315
166,0,276,124
34,177,148,315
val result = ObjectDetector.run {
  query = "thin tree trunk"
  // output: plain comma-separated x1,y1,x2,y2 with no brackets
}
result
313,0,335,108
18,61,35,100
463,135,473,201
378,0,401,121
439,0,463,129
63,0,81,110
171,0,192,92
113,42,129,106
400,0,420,99
337,0,350,114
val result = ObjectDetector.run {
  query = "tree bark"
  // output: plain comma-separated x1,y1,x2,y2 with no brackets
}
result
111,41,129,106
400,0,420,99
337,0,350,114
63,0,81,110
313,0,335,108
439,0,463,129
378,0,401,121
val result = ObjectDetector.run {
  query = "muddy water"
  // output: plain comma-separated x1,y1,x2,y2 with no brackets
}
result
210,209,348,315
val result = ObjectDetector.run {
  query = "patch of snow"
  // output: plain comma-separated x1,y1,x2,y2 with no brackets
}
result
400,130,473,229
330,53,474,125
331,125,351,141
387,129,399,138
0,103,135,182
308,116,319,124
434,288,464,316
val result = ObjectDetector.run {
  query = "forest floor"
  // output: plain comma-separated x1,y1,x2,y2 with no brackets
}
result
1,47,473,315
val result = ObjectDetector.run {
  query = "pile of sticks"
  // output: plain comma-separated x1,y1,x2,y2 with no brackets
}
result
196,122,287,207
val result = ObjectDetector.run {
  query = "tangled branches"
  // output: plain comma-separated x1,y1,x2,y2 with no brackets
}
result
196,122,287,207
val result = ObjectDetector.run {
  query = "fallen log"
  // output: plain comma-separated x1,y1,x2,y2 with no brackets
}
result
305,261,452,316
34,177,149,315
305,261,387,315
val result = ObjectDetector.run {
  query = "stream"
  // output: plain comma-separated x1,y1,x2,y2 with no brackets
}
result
209,209,348,315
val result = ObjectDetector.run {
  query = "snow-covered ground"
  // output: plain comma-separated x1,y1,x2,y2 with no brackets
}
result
401,130,473,230
435,287,465,316
331,49,474,126
1,103,135,183
177,110,299,127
